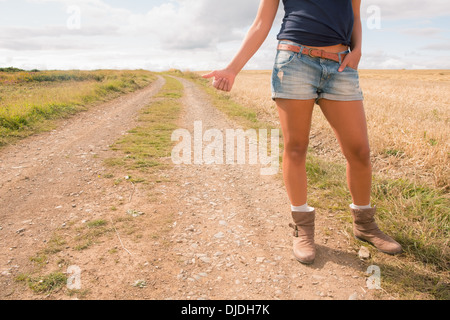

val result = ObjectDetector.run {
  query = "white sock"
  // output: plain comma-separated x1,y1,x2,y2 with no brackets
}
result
350,203,372,210
291,203,315,212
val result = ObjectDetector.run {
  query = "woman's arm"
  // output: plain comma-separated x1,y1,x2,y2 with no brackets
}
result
203,0,280,92
338,0,362,72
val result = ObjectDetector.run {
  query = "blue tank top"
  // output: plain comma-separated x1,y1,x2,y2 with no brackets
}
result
277,0,354,47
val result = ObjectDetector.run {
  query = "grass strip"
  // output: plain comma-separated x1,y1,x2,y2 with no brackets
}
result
15,272,68,294
106,75,183,171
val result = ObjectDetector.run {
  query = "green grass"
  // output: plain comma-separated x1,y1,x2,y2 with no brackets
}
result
172,69,450,300
372,178,449,269
42,236,67,255
30,253,48,267
305,143,449,300
16,272,68,294
87,219,108,228
106,75,183,172
305,154,449,268
74,220,113,251
383,149,405,157
0,69,156,147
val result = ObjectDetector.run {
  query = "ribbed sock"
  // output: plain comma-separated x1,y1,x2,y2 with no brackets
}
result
350,203,372,210
291,203,315,212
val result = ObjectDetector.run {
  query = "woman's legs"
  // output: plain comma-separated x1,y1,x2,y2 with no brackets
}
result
277,97,371,206
317,99,372,206
276,98,316,207
277,98,317,264
316,99,402,254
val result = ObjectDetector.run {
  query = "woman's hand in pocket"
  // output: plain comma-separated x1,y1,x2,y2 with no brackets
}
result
338,49,361,72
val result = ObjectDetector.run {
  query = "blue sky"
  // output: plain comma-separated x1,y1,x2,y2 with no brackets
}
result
0,0,449,71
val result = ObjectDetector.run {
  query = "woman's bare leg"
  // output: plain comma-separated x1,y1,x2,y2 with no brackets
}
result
317,99,403,255
276,98,316,206
317,99,372,206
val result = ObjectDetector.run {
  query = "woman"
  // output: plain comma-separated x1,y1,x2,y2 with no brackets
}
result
203,0,402,264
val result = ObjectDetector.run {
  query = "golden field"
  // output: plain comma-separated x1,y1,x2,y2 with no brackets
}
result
0,70,155,146
228,69,450,190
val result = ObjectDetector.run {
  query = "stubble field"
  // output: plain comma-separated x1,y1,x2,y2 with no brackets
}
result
229,69,450,190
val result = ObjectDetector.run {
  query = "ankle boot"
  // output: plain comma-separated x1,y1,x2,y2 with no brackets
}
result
289,210,316,264
351,206,403,255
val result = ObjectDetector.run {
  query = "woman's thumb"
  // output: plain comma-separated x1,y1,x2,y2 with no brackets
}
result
338,57,349,72
202,71,216,79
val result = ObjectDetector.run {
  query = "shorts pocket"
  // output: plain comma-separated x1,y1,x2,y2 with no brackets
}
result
274,50,296,68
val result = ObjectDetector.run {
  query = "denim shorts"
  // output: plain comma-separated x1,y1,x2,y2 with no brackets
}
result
271,40,364,103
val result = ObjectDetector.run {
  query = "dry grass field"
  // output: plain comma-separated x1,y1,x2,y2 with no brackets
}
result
0,69,155,146
229,69,450,191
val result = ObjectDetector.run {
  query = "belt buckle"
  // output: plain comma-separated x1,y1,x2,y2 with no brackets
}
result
308,48,322,59
307,47,340,62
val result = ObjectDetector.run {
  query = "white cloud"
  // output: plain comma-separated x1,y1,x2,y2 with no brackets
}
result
361,50,450,69
24,0,262,50
126,0,262,50
400,27,443,37
1,0,449,70
0,25,119,39
1,0,269,70
362,0,450,20
420,42,450,51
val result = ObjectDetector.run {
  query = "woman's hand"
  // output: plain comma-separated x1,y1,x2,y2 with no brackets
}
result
338,49,362,72
202,69,237,92
202,0,279,91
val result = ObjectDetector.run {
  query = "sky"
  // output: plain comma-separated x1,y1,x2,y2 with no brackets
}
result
0,0,449,71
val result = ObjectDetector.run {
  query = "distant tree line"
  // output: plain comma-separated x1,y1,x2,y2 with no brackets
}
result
0,67,40,73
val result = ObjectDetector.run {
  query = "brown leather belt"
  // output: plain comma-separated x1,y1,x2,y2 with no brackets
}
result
277,43,347,63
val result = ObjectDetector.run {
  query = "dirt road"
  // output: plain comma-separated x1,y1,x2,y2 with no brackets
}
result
0,76,385,300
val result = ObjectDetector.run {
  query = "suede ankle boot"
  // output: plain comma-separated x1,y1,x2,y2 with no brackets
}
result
351,206,403,255
289,210,316,264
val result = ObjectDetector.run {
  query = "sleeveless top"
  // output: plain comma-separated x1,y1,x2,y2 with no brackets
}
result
277,0,354,47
